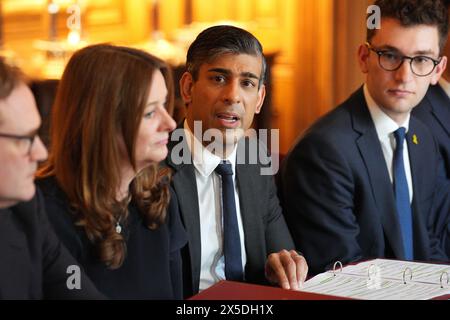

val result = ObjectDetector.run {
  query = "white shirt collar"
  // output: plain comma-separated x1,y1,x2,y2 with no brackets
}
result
184,120,238,178
363,84,410,139
439,77,450,98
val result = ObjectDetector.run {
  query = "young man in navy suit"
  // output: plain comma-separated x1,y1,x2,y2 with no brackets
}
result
0,58,102,299
412,0,450,257
166,25,308,297
280,0,449,274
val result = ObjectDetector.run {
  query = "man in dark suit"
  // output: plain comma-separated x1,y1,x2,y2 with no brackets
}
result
280,0,450,275
412,0,450,257
0,58,102,299
166,25,308,297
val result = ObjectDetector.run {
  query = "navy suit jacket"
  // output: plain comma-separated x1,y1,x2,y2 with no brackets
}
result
412,84,450,178
280,87,448,274
166,127,295,297
0,192,103,299
412,84,450,257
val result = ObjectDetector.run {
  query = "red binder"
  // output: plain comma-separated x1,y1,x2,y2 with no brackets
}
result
189,281,348,300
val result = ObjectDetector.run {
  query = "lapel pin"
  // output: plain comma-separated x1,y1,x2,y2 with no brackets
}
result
412,134,419,145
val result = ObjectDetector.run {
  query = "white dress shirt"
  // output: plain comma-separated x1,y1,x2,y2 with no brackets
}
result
184,121,247,291
364,85,414,203
439,77,450,98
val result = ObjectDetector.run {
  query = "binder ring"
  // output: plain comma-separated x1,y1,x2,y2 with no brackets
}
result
402,267,413,284
440,271,449,289
368,264,376,280
332,261,343,277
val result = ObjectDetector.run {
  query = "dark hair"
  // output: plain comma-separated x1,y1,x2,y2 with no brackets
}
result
0,58,26,125
367,0,449,53
37,44,174,269
186,25,266,87
0,57,25,100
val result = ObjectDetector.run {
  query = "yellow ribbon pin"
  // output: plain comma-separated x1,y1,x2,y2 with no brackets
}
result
412,134,419,145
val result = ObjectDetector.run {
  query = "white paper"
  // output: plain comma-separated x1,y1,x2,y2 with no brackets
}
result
302,259,450,300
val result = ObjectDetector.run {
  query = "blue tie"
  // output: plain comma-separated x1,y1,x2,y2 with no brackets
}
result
393,128,414,260
215,161,244,281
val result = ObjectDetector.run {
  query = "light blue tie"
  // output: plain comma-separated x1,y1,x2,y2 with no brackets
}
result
393,127,414,260
215,161,244,281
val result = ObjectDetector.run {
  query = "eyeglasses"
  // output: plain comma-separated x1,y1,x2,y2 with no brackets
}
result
0,132,38,156
365,42,442,77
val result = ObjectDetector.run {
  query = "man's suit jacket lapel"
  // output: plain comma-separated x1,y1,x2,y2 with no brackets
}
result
406,119,431,259
235,159,265,276
350,88,405,259
167,128,202,294
426,85,450,137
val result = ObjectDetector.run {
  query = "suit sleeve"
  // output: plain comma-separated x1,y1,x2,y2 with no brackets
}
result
281,134,362,274
36,192,105,299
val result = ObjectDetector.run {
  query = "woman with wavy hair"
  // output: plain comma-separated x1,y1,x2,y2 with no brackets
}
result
37,44,186,299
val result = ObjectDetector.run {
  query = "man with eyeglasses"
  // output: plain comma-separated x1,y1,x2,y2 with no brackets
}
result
412,0,450,259
280,0,449,274
0,58,103,299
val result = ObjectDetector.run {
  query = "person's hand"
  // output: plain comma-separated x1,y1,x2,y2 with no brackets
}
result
264,249,308,291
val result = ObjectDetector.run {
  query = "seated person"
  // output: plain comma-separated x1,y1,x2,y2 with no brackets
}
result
36,44,187,299
0,57,103,299
280,0,449,274
412,0,450,257
166,25,308,296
